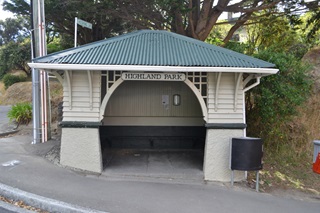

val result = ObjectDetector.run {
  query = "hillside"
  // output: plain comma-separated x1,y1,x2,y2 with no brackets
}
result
0,80,63,122
254,46,320,196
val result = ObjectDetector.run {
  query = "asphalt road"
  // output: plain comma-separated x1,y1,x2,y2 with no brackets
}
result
0,206,15,213
0,201,30,213
0,106,29,213
0,105,10,126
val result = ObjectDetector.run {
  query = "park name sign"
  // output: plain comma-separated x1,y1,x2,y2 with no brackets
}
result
121,73,186,81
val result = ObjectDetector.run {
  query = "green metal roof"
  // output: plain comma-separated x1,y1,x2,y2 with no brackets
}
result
34,30,275,68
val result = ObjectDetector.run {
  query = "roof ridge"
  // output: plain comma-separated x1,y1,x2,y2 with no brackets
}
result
33,30,275,68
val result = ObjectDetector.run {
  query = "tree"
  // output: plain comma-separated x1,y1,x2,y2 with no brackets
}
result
301,9,320,45
245,15,302,54
0,40,31,77
3,0,136,46
0,17,29,45
106,0,320,42
3,0,319,45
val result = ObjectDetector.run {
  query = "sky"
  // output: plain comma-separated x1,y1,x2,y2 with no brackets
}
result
0,0,14,21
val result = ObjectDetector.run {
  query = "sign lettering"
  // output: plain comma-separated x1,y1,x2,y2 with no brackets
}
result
121,73,186,81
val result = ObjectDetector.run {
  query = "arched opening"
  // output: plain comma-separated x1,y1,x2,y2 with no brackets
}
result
99,80,207,178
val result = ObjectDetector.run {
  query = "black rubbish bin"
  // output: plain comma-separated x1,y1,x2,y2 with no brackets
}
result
231,137,263,192
231,137,263,171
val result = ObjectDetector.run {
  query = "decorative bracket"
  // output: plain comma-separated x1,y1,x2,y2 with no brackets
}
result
51,71,64,84
65,70,72,109
234,73,243,112
215,72,222,111
87,70,93,110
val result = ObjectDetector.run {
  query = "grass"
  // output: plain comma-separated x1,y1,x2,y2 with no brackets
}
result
257,147,320,195
246,93,320,195
0,78,63,122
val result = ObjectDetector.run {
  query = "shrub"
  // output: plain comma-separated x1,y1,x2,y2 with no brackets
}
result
2,74,26,89
7,103,32,127
246,49,312,151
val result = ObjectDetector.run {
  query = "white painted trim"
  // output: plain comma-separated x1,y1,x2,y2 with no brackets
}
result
28,63,279,74
65,70,72,109
243,77,261,92
87,70,93,110
243,92,246,137
184,79,208,122
243,74,254,86
100,78,124,120
234,73,243,112
215,72,222,112
50,71,64,84
99,78,208,123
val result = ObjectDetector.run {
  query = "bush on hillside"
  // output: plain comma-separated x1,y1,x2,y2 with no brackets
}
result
246,50,313,151
2,74,26,89
7,102,32,127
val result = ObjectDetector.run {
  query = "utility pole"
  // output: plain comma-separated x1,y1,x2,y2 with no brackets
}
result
31,0,50,144
31,0,40,144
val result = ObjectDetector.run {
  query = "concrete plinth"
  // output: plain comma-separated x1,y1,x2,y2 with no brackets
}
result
60,128,102,173
203,129,245,182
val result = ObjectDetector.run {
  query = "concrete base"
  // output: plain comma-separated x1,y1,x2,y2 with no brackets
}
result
203,129,245,182
60,128,102,173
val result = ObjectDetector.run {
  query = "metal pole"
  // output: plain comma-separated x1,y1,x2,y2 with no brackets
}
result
40,0,48,142
256,171,260,192
231,170,234,186
31,67,41,144
75,17,78,47
31,0,41,144
32,0,48,143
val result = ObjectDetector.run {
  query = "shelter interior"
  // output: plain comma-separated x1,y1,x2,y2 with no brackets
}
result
99,71,207,171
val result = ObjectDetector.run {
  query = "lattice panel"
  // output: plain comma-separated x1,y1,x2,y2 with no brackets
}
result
186,72,208,104
101,71,207,104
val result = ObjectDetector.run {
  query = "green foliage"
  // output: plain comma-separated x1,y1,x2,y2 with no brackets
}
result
7,102,32,126
246,50,312,151
2,73,26,89
47,37,64,54
224,41,248,54
205,23,232,46
0,16,29,45
297,11,320,46
288,43,309,59
0,40,31,77
246,15,301,54
5,0,318,45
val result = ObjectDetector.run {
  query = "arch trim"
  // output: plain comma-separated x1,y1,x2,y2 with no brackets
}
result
99,78,208,122
99,78,124,121
184,79,208,122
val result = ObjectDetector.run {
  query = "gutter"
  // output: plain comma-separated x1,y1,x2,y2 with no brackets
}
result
28,63,279,75
243,76,261,92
